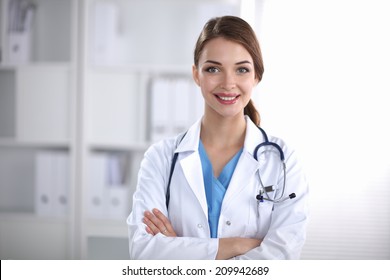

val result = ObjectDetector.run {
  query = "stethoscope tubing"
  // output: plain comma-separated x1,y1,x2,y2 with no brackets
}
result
254,126,294,204
254,127,285,161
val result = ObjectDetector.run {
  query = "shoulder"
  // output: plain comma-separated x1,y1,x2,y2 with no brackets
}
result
144,118,201,163
145,136,175,161
267,133,296,161
267,134,288,150
265,134,306,182
138,135,179,180
144,132,187,163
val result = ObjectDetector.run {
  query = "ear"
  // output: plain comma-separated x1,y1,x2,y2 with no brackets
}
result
192,65,200,86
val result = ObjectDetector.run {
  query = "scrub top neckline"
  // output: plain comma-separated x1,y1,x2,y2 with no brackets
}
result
199,140,243,184
199,140,243,238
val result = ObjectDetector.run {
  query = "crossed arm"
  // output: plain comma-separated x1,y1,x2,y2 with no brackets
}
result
143,208,261,260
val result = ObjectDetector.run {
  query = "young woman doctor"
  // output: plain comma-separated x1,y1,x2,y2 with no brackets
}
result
127,16,309,260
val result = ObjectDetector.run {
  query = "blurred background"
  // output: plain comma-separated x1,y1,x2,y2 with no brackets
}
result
0,0,389,259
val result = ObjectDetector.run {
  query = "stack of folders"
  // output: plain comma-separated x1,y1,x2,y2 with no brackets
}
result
88,153,138,220
7,0,36,63
35,151,69,217
149,77,204,142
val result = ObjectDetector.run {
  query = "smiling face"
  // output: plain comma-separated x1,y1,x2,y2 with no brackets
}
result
193,37,259,120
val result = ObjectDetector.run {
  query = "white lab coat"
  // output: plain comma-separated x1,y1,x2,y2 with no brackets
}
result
127,116,309,259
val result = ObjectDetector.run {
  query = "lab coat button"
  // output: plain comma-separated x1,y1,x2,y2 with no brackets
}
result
226,221,231,226
197,224,203,229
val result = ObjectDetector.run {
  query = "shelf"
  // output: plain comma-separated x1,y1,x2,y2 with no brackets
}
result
0,211,69,223
85,219,128,238
0,138,71,148
0,61,72,69
88,142,149,152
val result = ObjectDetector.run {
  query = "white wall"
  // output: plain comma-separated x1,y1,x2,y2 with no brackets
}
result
255,0,390,259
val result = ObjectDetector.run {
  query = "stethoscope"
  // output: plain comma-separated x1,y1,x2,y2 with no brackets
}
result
254,126,296,203
165,127,296,209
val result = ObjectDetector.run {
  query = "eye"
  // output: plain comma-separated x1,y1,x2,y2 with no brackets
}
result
237,67,250,74
205,66,220,73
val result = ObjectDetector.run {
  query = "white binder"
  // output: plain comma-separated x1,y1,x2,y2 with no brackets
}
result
8,32,31,63
88,153,132,219
150,78,171,142
35,151,70,217
87,154,108,219
35,152,54,216
107,186,130,220
53,152,69,217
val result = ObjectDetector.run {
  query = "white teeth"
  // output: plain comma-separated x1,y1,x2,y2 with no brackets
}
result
219,96,236,101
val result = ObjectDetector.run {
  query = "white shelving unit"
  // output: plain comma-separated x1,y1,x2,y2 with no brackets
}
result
0,0,263,259
0,0,77,259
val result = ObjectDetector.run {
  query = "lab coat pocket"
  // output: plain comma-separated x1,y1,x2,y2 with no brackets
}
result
257,201,274,237
245,200,274,239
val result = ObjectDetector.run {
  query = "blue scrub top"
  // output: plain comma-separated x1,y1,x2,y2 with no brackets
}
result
199,141,243,238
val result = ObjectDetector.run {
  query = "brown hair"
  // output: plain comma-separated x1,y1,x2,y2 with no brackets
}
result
194,16,264,126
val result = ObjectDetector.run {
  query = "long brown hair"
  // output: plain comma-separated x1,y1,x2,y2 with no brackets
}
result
194,16,264,126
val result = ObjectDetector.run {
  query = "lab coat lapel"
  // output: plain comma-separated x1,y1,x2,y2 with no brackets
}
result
175,119,209,218
180,153,208,218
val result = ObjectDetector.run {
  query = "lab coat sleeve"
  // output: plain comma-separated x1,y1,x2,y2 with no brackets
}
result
236,146,309,260
127,140,219,260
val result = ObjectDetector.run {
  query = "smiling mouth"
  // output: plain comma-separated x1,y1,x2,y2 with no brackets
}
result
218,96,237,101
215,94,240,104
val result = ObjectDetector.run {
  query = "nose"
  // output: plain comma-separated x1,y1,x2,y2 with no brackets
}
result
220,71,236,90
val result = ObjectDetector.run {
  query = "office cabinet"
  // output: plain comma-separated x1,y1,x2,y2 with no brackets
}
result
0,0,260,259
0,0,76,259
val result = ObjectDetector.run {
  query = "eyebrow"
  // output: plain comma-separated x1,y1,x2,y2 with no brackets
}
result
204,60,252,65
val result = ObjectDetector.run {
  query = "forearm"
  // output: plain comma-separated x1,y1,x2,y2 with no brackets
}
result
216,238,261,260
140,208,262,260
129,224,219,259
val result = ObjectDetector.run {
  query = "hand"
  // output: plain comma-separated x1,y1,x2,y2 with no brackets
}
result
143,208,177,237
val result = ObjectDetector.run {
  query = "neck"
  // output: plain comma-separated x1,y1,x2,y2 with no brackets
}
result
200,113,246,148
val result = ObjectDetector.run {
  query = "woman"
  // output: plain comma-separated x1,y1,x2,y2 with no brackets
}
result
127,16,308,259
